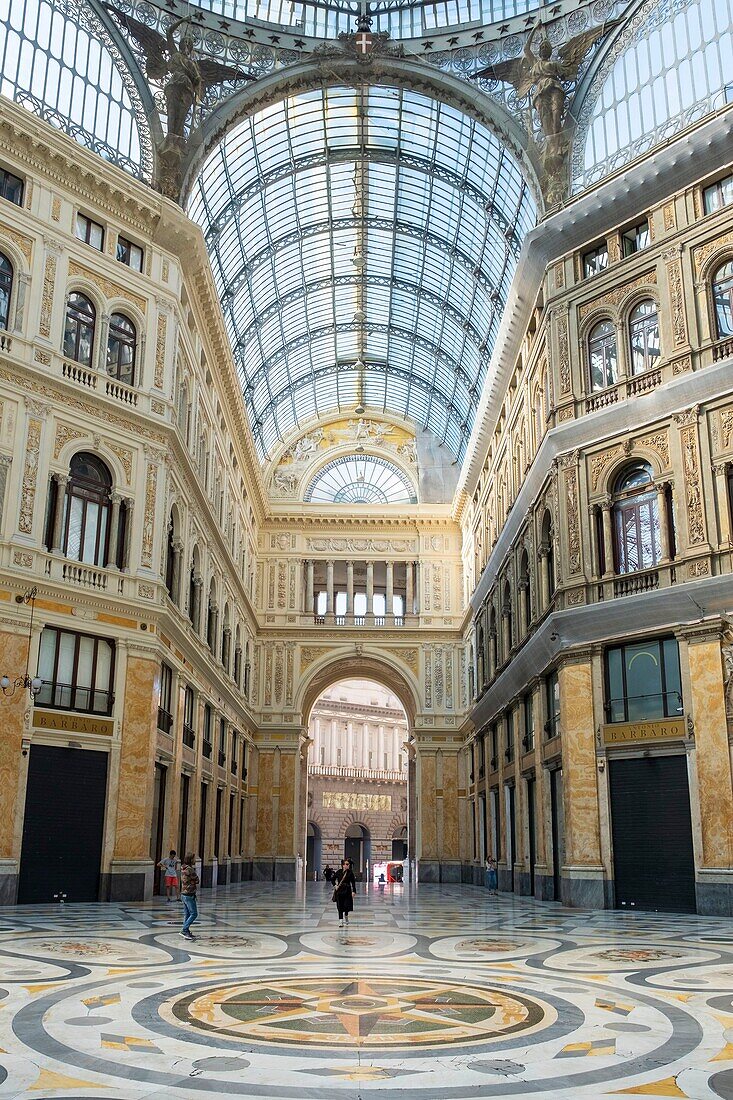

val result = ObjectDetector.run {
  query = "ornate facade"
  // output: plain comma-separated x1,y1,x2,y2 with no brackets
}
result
0,62,731,912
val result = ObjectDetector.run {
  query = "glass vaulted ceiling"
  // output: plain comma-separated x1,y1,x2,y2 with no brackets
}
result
172,0,540,40
188,85,537,462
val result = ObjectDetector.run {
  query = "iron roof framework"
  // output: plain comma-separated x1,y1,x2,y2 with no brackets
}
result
188,84,537,461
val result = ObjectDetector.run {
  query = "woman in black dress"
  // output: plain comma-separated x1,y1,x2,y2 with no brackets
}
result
332,858,356,926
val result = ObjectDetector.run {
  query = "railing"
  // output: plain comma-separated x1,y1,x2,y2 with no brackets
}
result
63,359,97,389
714,336,733,362
62,358,140,408
627,366,661,396
183,724,196,749
613,568,659,597
0,333,12,353
586,385,620,413
105,377,138,406
307,764,407,781
311,613,406,627
604,690,683,724
34,680,114,716
157,707,173,734
61,561,107,590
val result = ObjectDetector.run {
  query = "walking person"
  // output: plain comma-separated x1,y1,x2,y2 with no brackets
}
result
332,858,357,927
486,855,498,895
180,853,199,940
158,849,181,902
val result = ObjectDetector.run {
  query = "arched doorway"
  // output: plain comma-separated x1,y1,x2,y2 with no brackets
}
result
306,822,322,881
344,823,370,880
302,669,414,885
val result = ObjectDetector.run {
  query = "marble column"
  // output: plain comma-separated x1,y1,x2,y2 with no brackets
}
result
686,633,733,912
558,654,604,908
122,499,134,571
325,560,334,619
346,560,354,617
171,538,184,604
366,560,374,619
305,560,314,615
110,651,158,901
414,561,420,614
50,473,69,553
107,492,122,568
417,744,461,882
601,497,614,578
0,629,31,902
386,560,394,621
518,580,528,637
657,482,671,563
538,546,550,610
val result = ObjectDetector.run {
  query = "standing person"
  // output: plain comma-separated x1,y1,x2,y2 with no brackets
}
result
486,855,498,895
180,853,199,940
332,858,356,927
158,849,181,902
323,864,333,885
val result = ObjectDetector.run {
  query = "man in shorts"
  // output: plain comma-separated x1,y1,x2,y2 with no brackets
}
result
158,850,181,902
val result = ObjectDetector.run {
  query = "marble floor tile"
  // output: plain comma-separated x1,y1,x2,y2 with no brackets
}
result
0,883,730,1098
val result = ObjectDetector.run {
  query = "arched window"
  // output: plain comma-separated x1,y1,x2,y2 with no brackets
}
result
541,510,555,600
502,581,513,657
62,453,112,566
612,461,661,574
63,293,96,366
165,513,176,601
107,312,136,385
629,300,660,374
519,549,531,632
206,582,217,652
489,606,498,676
713,259,733,338
0,252,13,330
588,319,618,391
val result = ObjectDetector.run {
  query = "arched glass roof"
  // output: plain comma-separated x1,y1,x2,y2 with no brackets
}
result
0,0,152,180
188,84,537,462
164,0,540,40
305,455,417,503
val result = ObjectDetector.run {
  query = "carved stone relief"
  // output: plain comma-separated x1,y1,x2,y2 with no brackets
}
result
578,270,657,319
154,311,167,389
679,423,706,546
663,250,688,348
140,460,158,567
53,422,86,460
19,417,42,534
67,260,147,314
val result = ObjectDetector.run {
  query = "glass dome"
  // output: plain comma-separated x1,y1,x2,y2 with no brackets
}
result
305,455,417,503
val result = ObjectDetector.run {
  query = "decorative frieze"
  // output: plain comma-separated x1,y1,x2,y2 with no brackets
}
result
53,422,86,459
0,224,33,264
557,309,571,395
679,421,706,546
67,260,147,314
300,646,331,670
662,249,688,348
693,229,733,276
19,416,42,534
154,311,167,389
140,460,159,567
306,537,417,553
578,270,657,319
39,251,57,338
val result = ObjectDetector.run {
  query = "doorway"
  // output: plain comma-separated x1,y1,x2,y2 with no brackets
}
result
527,777,536,897
304,677,411,884
550,768,564,901
19,745,108,903
609,755,695,912
151,762,167,895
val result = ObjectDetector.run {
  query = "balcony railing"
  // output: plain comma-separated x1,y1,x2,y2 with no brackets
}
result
307,764,406,782
311,614,407,627
35,680,114,716
183,724,196,749
713,336,733,362
613,568,659,598
157,707,173,734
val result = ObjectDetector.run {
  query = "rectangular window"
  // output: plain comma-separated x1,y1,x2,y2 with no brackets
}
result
75,213,104,250
231,729,238,772
0,166,24,206
490,724,498,770
703,173,733,215
523,691,534,752
622,220,650,257
179,773,189,856
505,710,514,763
215,717,224,770
36,626,115,715
199,782,208,861
183,686,196,748
604,637,683,723
116,235,144,272
238,795,245,854
202,703,212,758
583,242,609,278
158,662,173,733
545,671,560,739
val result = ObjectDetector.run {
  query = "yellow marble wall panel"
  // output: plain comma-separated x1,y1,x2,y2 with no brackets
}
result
441,751,460,860
113,656,158,862
0,631,29,858
277,750,296,858
559,660,602,866
420,752,437,858
255,751,274,857
688,641,733,868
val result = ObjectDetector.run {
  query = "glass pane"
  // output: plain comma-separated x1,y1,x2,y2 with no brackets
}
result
606,648,625,722
65,495,83,559
662,638,683,715
625,641,664,720
81,500,99,563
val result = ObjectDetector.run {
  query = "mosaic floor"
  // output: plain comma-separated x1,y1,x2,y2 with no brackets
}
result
0,883,731,1098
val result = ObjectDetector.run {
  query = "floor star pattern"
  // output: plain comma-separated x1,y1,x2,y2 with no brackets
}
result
0,882,730,1097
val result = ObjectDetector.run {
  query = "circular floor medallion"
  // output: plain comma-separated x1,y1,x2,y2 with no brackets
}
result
162,975,555,1049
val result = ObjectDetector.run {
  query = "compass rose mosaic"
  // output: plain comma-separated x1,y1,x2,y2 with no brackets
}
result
163,976,553,1048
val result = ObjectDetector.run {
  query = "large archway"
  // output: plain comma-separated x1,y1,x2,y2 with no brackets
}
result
304,677,411,884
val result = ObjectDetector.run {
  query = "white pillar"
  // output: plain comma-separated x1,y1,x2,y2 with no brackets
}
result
386,560,394,620
326,560,334,618
306,560,314,615
346,560,354,616
405,561,414,616
366,560,374,618
51,473,69,554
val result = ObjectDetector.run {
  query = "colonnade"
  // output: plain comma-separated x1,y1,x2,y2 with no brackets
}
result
304,559,421,622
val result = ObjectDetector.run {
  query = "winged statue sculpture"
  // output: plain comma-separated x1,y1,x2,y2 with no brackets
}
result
473,18,619,203
102,6,254,198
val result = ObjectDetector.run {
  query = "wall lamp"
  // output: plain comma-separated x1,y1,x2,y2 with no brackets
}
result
1,587,43,699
